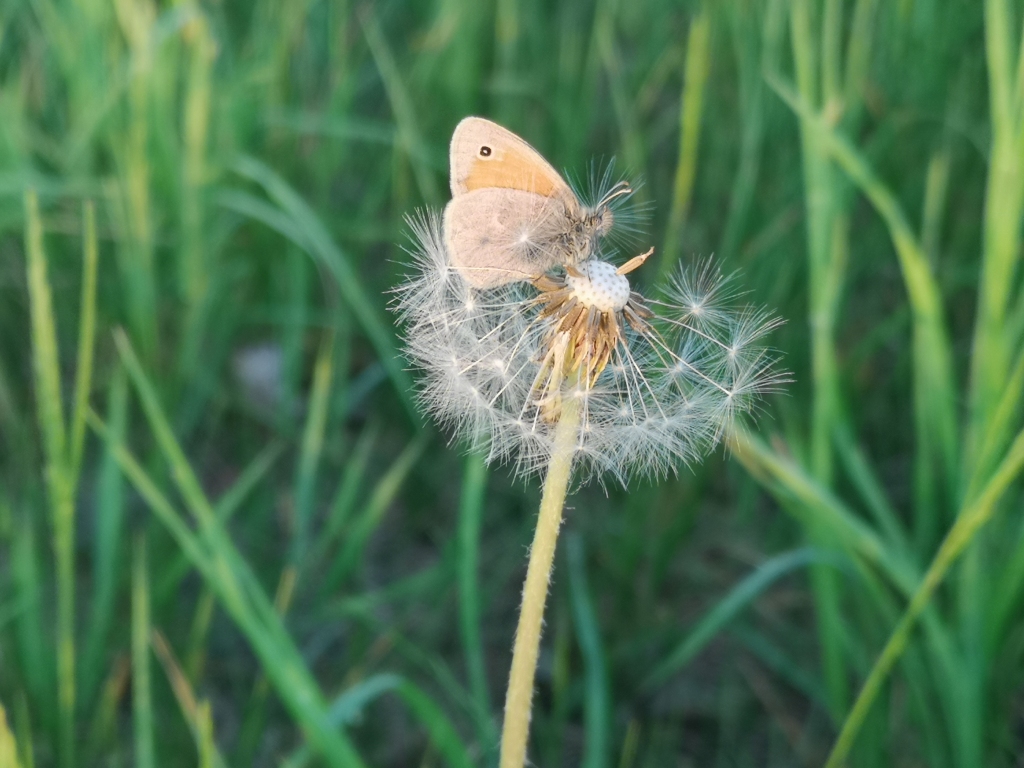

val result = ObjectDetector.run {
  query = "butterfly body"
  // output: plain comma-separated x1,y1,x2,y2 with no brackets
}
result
443,117,629,289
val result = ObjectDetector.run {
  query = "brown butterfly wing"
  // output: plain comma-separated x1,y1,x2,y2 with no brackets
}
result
443,189,570,289
449,117,574,204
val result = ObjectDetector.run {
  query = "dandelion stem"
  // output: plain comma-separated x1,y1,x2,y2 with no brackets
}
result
499,392,580,767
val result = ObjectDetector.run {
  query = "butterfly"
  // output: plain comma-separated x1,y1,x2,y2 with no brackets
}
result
443,117,632,289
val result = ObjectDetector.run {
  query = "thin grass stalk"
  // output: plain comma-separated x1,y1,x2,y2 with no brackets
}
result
658,8,711,282
499,394,580,768
958,6,1024,736
720,0,780,261
81,354,127,705
566,534,609,768
94,331,369,765
12,518,50,732
151,630,226,768
292,332,335,568
115,0,158,362
788,0,849,719
87,406,367,768
69,202,98,485
457,454,495,751
360,10,441,206
824,425,1024,768
178,13,214,376
197,701,215,768
969,0,1024,455
24,191,76,768
772,75,960,503
132,534,155,768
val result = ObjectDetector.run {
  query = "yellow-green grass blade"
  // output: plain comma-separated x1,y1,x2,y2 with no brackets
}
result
968,0,1024,452
24,191,67,479
771,74,959,503
132,534,155,768
658,8,711,283
178,11,214,369
24,190,76,768
0,703,25,768
323,432,428,592
154,441,285,601
787,0,854,717
68,201,98,486
292,331,335,568
87,405,367,767
197,701,216,768
151,630,228,768
112,0,159,364
184,589,216,683
89,339,368,766
824,423,1024,767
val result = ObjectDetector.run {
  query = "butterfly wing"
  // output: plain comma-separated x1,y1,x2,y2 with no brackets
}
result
449,117,574,202
444,189,569,289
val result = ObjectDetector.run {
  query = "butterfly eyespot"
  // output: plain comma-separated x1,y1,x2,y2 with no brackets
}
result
479,146,492,157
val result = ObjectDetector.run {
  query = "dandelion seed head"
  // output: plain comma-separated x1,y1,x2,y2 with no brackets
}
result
393,210,785,485
565,260,631,313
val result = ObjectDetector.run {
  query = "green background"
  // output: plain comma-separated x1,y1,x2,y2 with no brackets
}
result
2,0,1024,766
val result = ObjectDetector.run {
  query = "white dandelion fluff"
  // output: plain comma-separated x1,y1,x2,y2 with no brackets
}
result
393,209,785,487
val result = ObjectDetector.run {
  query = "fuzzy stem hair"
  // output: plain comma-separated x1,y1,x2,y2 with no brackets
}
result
499,390,580,767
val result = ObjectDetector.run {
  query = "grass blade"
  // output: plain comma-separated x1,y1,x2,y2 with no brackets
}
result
658,8,711,282
292,332,335,567
360,8,442,206
824,424,1024,767
68,201,98,485
729,426,917,595
151,630,228,768
284,674,474,768
81,368,128,703
457,453,495,753
567,534,610,768
132,534,155,768
0,704,25,768
230,156,418,422
90,338,368,766
641,548,831,690
24,190,76,768
324,432,428,591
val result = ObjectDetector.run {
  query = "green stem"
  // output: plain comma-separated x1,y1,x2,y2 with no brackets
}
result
658,7,711,282
499,394,580,768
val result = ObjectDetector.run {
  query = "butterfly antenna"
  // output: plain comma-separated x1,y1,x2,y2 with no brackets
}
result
597,180,632,209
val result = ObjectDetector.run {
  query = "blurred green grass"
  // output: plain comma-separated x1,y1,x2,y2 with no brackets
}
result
3,0,1024,766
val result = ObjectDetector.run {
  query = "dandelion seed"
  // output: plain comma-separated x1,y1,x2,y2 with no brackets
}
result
394,210,785,486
